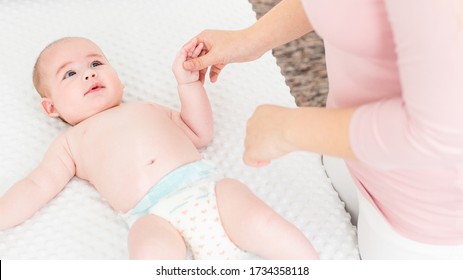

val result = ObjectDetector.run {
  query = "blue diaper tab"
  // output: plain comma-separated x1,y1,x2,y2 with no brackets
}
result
124,160,216,220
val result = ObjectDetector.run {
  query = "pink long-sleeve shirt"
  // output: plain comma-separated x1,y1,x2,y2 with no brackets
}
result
302,0,463,245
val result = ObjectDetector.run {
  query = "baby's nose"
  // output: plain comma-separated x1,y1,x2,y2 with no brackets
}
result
85,73,96,80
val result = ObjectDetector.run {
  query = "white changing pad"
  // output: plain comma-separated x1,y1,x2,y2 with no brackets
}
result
0,0,358,259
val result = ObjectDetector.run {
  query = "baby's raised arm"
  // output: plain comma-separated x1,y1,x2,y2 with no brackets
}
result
170,41,213,148
0,133,75,231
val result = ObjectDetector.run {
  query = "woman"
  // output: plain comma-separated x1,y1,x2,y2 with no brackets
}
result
183,0,463,259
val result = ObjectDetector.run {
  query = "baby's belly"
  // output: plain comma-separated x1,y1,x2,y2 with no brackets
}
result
83,147,202,212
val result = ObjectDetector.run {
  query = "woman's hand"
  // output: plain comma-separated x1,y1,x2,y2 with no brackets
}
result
182,29,262,83
243,105,296,167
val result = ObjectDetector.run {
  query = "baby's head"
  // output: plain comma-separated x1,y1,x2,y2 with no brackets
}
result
33,37,124,125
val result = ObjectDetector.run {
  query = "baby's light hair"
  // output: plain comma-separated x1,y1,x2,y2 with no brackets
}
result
32,54,46,97
33,39,59,97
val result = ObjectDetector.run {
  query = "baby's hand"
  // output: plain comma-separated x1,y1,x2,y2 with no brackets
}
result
172,40,204,85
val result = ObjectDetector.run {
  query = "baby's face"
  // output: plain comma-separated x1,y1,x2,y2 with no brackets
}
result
39,38,124,125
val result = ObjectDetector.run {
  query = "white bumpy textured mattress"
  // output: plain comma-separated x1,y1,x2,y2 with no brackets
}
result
0,0,359,259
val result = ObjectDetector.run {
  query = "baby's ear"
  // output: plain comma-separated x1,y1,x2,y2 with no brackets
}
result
40,98,60,118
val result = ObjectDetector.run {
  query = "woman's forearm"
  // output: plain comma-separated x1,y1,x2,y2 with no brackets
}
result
246,0,313,56
286,106,356,159
243,105,357,167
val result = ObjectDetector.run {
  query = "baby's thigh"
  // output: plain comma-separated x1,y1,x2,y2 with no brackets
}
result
215,179,276,242
215,178,265,219
128,214,186,259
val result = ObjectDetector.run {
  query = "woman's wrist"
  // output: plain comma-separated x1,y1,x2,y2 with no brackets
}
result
285,107,357,159
241,26,269,61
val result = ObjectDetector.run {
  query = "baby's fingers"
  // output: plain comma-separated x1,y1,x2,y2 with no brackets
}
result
183,37,198,54
190,43,204,58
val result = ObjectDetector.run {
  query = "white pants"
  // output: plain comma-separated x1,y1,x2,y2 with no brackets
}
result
322,155,463,259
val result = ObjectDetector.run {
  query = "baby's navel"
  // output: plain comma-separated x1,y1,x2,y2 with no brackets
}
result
146,159,156,166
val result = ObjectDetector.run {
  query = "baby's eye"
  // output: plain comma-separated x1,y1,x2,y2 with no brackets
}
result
63,70,76,79
91,60,103,67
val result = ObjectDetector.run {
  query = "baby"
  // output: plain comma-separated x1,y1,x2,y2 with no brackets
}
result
0,37,318,259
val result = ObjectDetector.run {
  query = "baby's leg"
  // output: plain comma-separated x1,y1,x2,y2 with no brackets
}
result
215,178,319,259
128,214,187,259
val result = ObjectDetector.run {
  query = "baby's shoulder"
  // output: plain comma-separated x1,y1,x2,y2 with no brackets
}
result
43,129,74,157
55,128,74,144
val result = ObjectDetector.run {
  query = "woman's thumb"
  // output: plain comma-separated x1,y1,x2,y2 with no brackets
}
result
183,54,212,71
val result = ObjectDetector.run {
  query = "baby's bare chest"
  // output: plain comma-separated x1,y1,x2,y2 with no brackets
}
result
77,104,169,140
66,104,191,164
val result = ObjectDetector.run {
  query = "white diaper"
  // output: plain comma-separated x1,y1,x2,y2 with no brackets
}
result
121,160,251,260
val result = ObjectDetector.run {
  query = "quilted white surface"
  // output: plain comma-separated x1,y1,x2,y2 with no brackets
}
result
0,0,359,259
